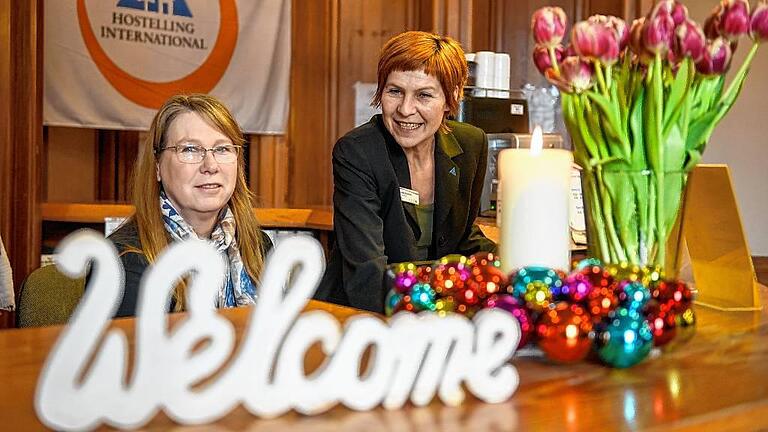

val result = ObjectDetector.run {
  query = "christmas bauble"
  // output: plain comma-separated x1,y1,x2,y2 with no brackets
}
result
595,307,654,368
536,302,594,363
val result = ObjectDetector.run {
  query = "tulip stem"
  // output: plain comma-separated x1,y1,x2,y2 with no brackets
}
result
548,47,561,75
594,61,609,97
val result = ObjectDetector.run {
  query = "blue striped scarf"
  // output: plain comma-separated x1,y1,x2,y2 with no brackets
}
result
160,192,257,308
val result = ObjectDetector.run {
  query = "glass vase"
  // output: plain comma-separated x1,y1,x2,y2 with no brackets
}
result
580,168,688,272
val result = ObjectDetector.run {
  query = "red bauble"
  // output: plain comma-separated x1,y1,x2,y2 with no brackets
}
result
652,280,693,314
585,284,619,322
645,301,677,347
431,256,471,296
536,302,594,363
579,265,616,291
576,265,618,321
467,251,502,268
466,263,509,299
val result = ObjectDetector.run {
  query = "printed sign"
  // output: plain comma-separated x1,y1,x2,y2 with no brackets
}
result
44,0,290,133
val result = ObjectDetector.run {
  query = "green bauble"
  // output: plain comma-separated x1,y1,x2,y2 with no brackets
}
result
595,307,654,368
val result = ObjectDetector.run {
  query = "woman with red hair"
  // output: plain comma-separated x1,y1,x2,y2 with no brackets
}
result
316,31,495,313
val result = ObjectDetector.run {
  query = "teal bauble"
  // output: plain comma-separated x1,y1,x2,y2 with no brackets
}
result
510,266,562,312
410,282,437,311
595,307,654,368
385,289,403,316
574,257,602,271
618,280,651,311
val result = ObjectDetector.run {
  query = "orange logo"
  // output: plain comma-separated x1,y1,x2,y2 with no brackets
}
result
76,0,238,109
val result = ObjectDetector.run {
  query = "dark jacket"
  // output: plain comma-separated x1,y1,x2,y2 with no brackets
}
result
315,115,496,313
99,218,272,318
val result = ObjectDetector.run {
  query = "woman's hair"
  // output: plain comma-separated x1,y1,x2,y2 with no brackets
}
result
372,31,468,133
130,93,266,311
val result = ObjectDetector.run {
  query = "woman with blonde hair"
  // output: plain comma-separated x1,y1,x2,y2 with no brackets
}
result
106,94,271,317
316,31,495,313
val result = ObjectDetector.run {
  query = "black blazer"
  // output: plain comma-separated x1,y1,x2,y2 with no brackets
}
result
315,115,496,313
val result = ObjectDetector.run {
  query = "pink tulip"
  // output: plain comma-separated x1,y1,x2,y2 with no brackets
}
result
650,0,687,24
588,15,630,50
532,7,568,48
533,45,564,75
671,2,689,26
695,37,733,75
572,21,621,65
608,16,630,50
650,0,675,16
643,7,675,55
629,17,654,62
546,57,594,93
719,0,751,40
751,0,768,42
675,19,707,62
704,3,724,39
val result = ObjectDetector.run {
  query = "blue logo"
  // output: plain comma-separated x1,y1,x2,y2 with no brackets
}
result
116,0,192,17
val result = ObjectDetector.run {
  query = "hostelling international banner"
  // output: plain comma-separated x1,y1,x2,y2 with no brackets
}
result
44,0,290,134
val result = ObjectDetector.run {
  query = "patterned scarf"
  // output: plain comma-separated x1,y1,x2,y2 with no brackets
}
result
160,192,257,308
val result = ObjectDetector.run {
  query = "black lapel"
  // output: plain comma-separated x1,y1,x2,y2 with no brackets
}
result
434,128,463,232
378,116,420,238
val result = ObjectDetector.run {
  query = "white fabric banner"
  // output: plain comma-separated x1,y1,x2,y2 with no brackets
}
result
44,0,290,134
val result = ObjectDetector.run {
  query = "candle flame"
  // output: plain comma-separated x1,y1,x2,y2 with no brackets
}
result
531,125,543,156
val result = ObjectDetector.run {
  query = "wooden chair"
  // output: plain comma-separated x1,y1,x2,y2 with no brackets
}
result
16,265,84,328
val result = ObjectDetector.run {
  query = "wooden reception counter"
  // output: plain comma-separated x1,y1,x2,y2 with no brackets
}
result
41,202,334,231
2,290,768,430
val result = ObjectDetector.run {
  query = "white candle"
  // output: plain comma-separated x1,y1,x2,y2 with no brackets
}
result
498,126,573,273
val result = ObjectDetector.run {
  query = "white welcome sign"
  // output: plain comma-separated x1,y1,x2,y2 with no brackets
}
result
35,231,521,430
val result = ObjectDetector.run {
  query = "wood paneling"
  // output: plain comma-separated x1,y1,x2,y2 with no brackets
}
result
0,0,43,297
335,0,415,139
582,0,626,17
0,0,13,244
250,134,289,208
288,0,339,208
96,130,139,201
45,127,97,202
423,0,473,47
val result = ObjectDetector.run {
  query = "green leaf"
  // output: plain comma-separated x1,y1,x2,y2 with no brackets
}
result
603,171,639,263
663,59,692,136
584,96,612,159
629,86,647,171
573,95,603,161
663,124,686,173
586,92,630,158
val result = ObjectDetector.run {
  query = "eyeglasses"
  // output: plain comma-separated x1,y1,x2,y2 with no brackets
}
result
159,144,242,164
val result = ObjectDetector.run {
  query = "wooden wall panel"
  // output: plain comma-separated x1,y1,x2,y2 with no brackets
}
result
0,0,43,326
335,0,414,139
288,0,339,208
45,127,97,202
0,0,12,329
427,0,473,47
249,134,289,208
1,0,12,244
11,0,44,290
582,0,625,17
475,0,578,89
96,130,139,201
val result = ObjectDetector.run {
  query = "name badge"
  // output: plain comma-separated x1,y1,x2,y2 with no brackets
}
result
399,187,419,205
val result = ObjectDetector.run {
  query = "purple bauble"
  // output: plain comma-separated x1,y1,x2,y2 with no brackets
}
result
485,294,534,348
